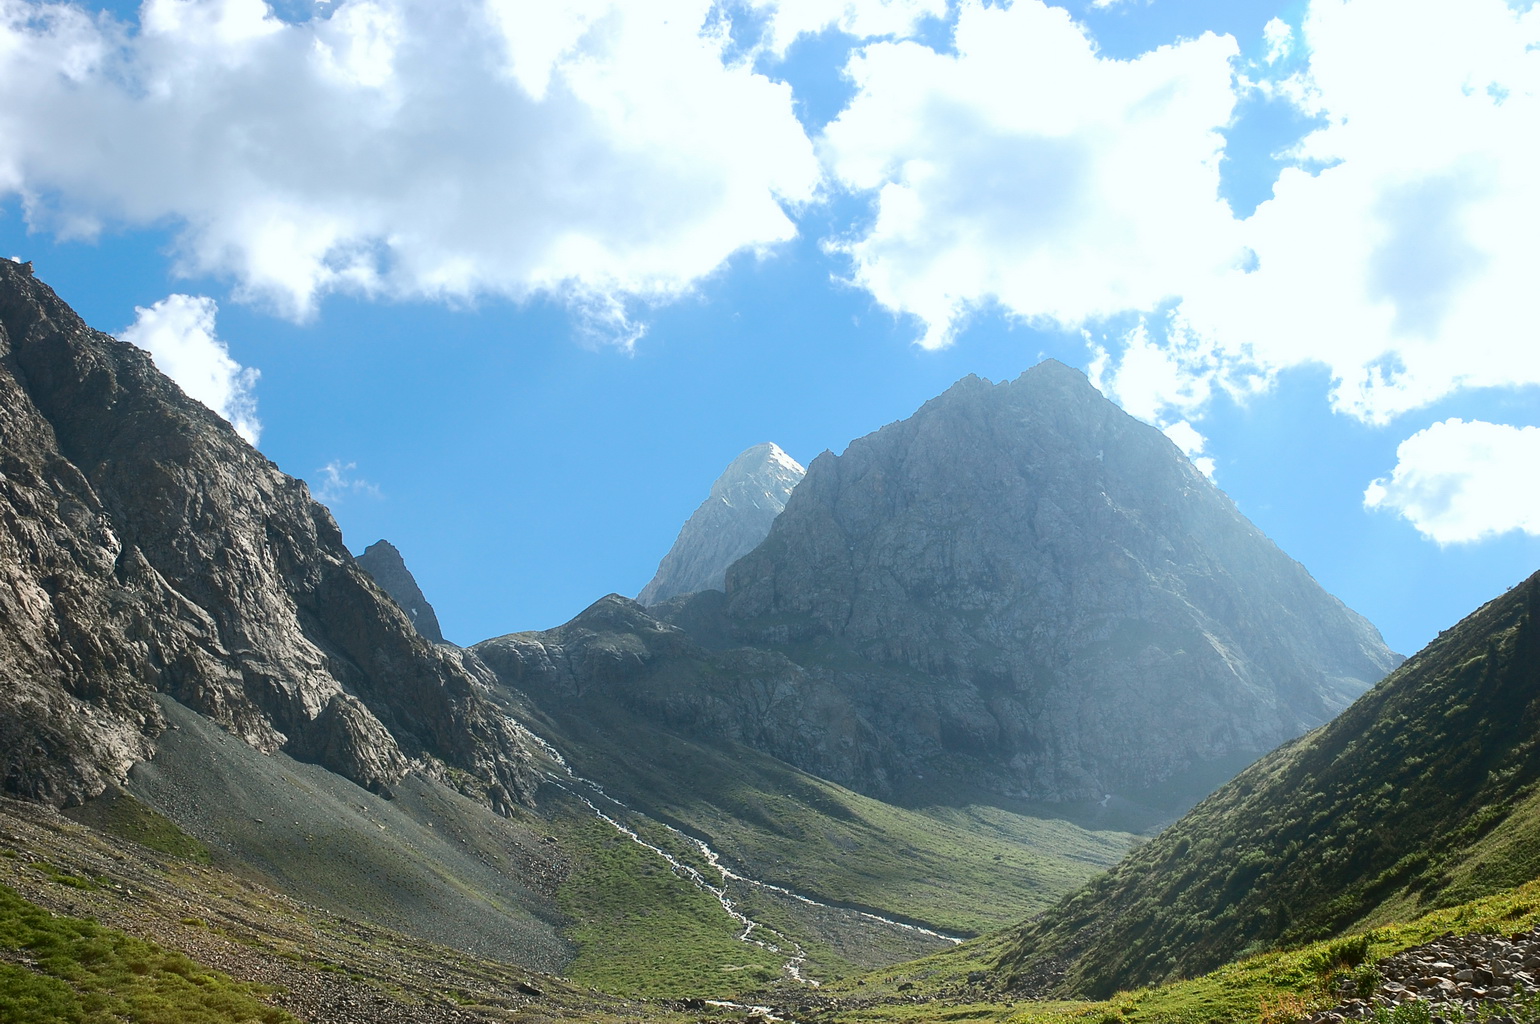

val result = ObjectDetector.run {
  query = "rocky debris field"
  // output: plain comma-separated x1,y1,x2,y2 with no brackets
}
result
1309,929,1540,1023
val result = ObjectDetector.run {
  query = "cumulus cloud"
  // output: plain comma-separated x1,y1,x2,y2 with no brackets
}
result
0,0,821,332
820,0,1246,348
313,460,382,504
119,294,261,444
1364,419,1540,543
1262,17,1293,64
1082,0,1540,427
820,0,1538,512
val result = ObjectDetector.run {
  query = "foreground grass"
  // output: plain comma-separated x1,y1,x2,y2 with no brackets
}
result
0,883,295,1024
824,876,1540,1024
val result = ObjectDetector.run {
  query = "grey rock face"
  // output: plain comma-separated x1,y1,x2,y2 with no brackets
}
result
638,442,805,606
720,362,1401,802
0,260,536,811
357,539,447,644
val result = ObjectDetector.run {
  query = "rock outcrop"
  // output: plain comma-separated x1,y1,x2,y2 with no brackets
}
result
719,363,1400,802
638,442,805,606
356,539,447,644
0,260,536,810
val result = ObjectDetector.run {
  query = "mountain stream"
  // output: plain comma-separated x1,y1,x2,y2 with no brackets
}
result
509,720,962,988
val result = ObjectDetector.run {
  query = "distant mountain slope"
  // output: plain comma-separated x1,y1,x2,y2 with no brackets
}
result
357,539,447,644
995,568,1540,998
472,595,1137,942
638,442,804,606
722,364,1400,803
0,259,534,811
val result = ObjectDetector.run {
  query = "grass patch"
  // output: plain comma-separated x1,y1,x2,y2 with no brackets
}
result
0,882,296,1023
553,810,786,999
61,787,212,864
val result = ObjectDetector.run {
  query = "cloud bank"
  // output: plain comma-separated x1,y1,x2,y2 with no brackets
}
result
119,294,261,444
0,0,820,333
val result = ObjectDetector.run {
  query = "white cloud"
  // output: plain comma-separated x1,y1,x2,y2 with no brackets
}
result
1364,419,1540,543
313,460,382,504
820,0,1539,500
118,294,261,444
1088,0,1540,427
0,0,821,332
820,0,1246,348
1262,17,1292,63
1160,419,1216,479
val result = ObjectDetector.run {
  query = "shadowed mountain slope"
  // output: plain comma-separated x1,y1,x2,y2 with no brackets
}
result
993,568,1540,998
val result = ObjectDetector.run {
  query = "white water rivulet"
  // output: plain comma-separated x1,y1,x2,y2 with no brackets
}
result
510,719,963,986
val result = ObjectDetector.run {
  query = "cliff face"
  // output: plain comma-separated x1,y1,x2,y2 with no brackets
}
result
0,260,536,810
720,363,1400,802
357,539,447,644
637,442,805,606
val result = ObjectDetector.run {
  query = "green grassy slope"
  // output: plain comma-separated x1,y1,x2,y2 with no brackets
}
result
988,569,1540,998
513,691,1135,939
813,875,1540,1024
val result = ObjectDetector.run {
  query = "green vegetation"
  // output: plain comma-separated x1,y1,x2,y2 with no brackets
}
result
0,883,295,1023
989,573,1540,997
552,809,786,998
523,694,1134,938
61,787,212,864
833,874,1540,1024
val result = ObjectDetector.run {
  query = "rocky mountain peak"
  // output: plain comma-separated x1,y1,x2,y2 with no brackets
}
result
722,361,1400,803
637,442,806,606
357,539,447,644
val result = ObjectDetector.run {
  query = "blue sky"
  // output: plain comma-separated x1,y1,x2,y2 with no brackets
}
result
2,0,1537,655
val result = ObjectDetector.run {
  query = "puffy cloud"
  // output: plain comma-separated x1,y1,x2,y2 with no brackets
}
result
1364,419,1540,543
0,0,821,331
313,460,382,504
1262,17,1292,63
822,0,1539,507
118,294,261,444
1089,0,1540,427
1161,420,1216,479
820,0,1246,348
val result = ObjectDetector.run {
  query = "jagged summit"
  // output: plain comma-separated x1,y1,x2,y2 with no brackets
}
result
722,361,1400,803
637,442,805,606
357,539,447,644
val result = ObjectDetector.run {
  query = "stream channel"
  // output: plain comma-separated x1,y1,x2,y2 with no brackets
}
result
511,721,963,987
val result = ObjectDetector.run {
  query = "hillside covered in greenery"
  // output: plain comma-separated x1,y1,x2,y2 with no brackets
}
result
993,569,1540,998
